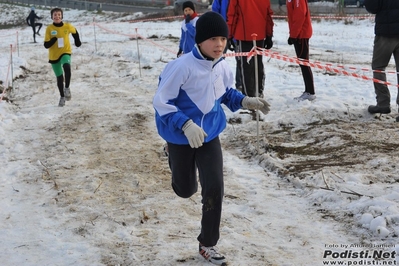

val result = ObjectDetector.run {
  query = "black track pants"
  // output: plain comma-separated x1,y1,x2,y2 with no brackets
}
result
167,137,224,247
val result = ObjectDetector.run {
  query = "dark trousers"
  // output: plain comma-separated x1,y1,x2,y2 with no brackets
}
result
56,64,71,97
371,35,399,107
235,56,242,90
30,23,42,42
237,40,265,97
293,38,315,95
224,43,242,90
234,43,242,89
168,137,224,247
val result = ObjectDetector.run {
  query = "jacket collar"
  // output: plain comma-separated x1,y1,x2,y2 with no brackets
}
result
192,45,224,67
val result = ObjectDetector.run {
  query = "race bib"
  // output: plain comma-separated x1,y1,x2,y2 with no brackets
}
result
57,38,64,48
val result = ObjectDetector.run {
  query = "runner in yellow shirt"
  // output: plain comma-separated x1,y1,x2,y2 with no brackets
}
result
44,8,81,107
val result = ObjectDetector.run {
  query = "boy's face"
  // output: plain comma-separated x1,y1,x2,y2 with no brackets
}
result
183,8,194,16
198,36,227,59
52,11,62,23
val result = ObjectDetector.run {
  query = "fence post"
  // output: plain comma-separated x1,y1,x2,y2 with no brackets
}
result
93,17,97,52
17,31,19,57
251,33,260,153
135,28,142,78
10,44,13,91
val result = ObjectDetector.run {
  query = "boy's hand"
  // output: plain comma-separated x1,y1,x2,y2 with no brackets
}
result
242,96,270,115
75,39,81,47
182,120,207,148
185,15,191,24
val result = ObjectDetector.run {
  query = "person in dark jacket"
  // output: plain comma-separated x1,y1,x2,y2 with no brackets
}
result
26,6,42,43
365,0,399,121
227,0,274,98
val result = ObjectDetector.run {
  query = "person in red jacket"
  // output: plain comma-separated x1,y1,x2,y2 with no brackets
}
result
227,0,274,99
286,0,316,101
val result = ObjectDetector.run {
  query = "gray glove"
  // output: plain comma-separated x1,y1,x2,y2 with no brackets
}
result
182,119,208,148
242,96,270,115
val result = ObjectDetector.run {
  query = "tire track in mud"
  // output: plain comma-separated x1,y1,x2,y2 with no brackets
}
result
224,116,399,181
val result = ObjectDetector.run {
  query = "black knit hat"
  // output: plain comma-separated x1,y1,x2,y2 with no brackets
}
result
182,1,195,12
195,12,228,44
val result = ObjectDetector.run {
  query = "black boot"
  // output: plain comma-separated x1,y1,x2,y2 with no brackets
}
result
368,105,391,114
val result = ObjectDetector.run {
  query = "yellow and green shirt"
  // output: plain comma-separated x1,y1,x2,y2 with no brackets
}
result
44,22,77,63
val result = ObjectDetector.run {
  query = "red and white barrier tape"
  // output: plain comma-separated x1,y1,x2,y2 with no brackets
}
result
225,46,398,87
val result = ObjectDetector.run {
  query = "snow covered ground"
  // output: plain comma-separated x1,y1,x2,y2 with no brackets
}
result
1,3,399,266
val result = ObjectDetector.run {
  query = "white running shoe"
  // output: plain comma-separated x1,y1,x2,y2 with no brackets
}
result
58,97,65,107
64,87,71,101
199,244,227,265
294,92,316,101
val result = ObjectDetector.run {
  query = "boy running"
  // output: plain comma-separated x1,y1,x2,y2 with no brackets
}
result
153,11,270,265
44,8,81,107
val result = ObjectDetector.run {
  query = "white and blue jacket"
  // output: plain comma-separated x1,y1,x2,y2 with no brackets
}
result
153,45,245,145
179,17,198,54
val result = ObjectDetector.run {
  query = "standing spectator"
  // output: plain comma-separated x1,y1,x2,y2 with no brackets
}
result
211,0,229,20
44,8,81,107
227,0,274,98
365,0,399,121
286,0,316,101
177,1,199,57
212,0,243,91
26,6,42,43
153,11,269,265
